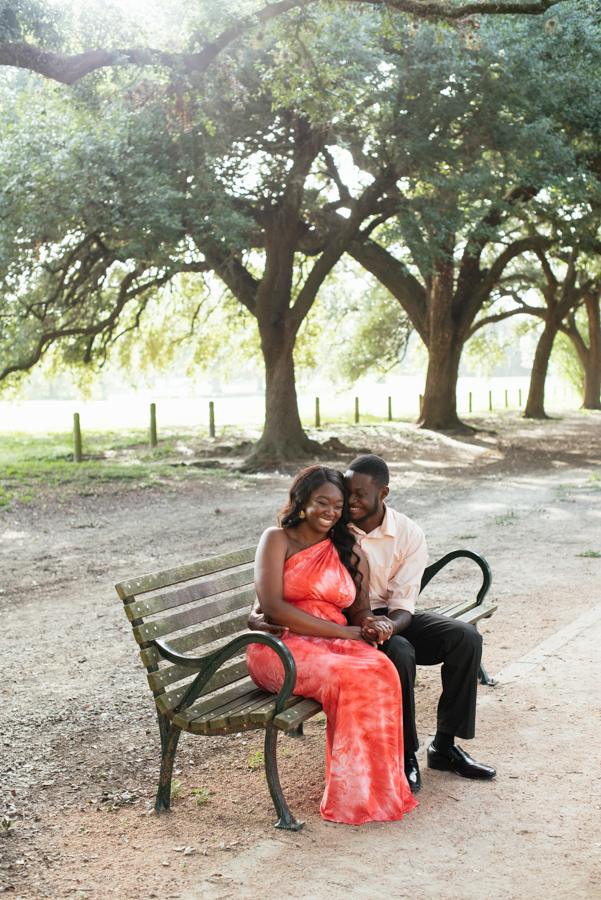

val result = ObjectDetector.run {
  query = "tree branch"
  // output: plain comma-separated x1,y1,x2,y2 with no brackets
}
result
348,236,428,341
468,305,535,337
0,0,566,85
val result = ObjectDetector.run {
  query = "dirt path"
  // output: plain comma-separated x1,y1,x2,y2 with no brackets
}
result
1,411,600,899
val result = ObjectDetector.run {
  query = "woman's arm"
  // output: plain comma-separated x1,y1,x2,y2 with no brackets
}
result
346,546,393,644
254,528,364,640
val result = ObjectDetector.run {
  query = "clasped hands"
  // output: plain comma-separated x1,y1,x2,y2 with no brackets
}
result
359,615,394,646
249,610,394,646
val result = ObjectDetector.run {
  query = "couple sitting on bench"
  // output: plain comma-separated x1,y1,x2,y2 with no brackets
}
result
247,454,495,826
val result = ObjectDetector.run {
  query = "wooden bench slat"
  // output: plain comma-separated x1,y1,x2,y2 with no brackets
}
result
209,691,274,729
248,693,304,725
155,658,249,713
138,614,255,667
145,616,250,690
455,603,497,625
224,693,301,728
173,679,258,730
435,598,478,618
115,546,256,599
274,698,323,732
124,567,254,621
132,588,255,644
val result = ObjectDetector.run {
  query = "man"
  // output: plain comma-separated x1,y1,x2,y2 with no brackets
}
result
249,454,495,792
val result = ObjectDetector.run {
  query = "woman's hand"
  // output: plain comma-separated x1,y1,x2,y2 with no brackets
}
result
361,616,394,645
340,625,377,647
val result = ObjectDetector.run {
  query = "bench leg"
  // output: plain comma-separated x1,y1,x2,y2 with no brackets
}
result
264,725,305,832
154,712,182,814
479,662,497,687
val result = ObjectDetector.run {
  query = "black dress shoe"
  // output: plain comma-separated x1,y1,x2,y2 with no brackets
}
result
404,753,421,793
427,743,496,780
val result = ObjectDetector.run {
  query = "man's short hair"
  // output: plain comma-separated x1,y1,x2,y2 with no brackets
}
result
347,454,389,488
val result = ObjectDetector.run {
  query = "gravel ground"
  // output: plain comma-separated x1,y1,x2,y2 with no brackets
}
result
1,410,600,899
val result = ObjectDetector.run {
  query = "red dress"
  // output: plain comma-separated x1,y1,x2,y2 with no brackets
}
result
246,538,417,825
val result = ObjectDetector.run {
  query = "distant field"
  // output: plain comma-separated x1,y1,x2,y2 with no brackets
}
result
0,374,579,434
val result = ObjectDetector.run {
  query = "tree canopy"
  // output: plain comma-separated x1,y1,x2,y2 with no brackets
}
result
0,0,566,85
1,0,601,462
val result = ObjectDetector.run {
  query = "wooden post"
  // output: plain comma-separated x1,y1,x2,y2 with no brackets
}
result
209,401,215,438
469,392,472,413
150,402,157,448
315,397,320,428
489,390,493,412
388,396,392,422
73,413,82,463
419,394,423,413
505,389,508,409
354,397,359,424
519,389,522,407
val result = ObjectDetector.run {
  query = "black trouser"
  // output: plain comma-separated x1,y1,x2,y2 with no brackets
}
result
374,609,483,754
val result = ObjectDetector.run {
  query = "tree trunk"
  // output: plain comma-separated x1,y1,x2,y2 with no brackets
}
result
418,334,466,430
240,316,324,473
524,322,557,418
582,292,601,410
418,261,469,431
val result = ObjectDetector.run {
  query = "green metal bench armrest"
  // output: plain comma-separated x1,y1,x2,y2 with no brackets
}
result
420,550,492,606
152,632,297,720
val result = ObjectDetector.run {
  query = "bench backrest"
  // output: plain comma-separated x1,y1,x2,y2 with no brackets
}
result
116,543,488,717
115,547,257,715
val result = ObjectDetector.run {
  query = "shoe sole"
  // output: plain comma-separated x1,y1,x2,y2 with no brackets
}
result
427,758,496,780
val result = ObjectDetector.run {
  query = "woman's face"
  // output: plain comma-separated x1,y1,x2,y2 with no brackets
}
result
302,481,345,534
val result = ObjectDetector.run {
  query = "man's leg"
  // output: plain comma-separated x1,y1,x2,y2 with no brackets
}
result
375,608,421,792
403,611,482,741
378,632,419,753
402,611,495,780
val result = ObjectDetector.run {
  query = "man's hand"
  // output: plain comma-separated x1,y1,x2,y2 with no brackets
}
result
361,615,394,645
248,607,289,638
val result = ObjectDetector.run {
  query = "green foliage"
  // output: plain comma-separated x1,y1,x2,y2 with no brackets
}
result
2,0,601,408
493,509,518,525
300,267,413,383
463,330,509,378
190,788,211,804
551,330,585,392
0,428,243,508
247,749,264,769
578,549,600,557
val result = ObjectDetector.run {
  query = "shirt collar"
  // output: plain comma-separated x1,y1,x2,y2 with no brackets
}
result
349,503,396,538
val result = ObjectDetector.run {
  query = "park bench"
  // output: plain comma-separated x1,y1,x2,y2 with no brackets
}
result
115,547,496,832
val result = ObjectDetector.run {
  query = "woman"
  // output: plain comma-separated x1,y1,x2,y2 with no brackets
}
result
246,465,417,825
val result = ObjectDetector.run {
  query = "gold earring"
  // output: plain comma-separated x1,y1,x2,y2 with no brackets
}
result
299,510,306,519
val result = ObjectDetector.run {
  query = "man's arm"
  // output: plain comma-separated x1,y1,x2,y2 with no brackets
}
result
385,523,427,632
347,548,394,644
387,609,413,636
247,595,289,638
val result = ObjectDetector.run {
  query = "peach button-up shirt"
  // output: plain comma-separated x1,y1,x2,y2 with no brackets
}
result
349,505,427,615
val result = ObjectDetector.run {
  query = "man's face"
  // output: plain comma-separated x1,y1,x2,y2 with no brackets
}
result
345,470,383,525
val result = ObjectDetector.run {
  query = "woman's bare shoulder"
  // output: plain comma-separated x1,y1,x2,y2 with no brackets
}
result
256,527,289,569
257,526,288,551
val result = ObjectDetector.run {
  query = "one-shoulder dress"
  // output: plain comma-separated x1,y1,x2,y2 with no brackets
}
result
246,538,417,825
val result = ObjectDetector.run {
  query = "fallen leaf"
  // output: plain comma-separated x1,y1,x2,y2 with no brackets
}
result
183,847,195,856
172,847,185,853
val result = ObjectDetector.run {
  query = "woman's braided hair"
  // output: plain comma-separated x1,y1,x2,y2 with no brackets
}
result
278,465,362,590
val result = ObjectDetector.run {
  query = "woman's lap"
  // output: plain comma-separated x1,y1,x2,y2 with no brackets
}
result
247,635,399,702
